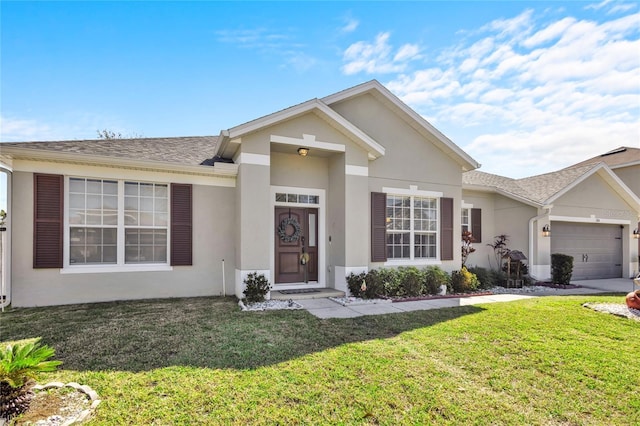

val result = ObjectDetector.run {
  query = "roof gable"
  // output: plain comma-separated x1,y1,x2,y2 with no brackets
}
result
322,80,480,171
464,163,640,212
214,98,385,160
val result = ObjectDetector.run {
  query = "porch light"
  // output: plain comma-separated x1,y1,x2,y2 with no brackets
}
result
297,147,309,157
542,224,551,237
633,228,640,239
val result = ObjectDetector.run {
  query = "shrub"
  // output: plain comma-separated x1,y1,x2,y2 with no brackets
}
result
398,267,424,297
551,253,574,285
378,268,401,297
346,272,367,298
451,267,480,293
363,269,386,298
0,338,62,419
424,266,450,294
242,272,272,303
490,269,507,287
467,266,493,289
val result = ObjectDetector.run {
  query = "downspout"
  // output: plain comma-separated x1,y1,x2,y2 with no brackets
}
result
528,205,552,281
221,259,226,297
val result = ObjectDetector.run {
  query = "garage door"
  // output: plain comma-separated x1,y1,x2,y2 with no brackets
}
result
550,222,622,280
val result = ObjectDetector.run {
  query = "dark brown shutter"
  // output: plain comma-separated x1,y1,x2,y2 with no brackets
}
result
471,208,482,243
371,192,387,262
171,183,192,266
440,197,454,261
33,173,63,268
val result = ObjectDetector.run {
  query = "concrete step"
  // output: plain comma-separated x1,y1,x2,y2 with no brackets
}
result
270,288,345,300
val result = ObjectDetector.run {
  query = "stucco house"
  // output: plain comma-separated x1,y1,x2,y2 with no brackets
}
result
462,147,640,281
0,80,638,307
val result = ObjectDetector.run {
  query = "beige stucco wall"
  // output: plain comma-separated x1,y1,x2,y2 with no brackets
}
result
270,152,329,190
461,190,496,270
613,165,640,198
331,93,464,184
11,170,236,307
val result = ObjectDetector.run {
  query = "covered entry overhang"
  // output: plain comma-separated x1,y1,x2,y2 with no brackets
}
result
223,98,386,298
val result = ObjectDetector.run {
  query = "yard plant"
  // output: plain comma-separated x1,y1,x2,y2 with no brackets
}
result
1,295,638,424
0,338,61,419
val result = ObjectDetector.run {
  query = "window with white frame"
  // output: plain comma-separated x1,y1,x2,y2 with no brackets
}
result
68,177,168,266
386,195,437,260
461,207,470,234
69,178,118,264
124,182,168,263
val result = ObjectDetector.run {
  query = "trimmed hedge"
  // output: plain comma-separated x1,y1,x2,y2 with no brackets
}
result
347,266,460,299
551,253,574,285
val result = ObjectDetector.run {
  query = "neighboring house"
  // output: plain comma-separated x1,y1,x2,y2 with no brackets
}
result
463,147,640,281
0,81,638,308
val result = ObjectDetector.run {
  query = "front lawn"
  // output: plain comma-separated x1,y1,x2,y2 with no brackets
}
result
2,295,638,425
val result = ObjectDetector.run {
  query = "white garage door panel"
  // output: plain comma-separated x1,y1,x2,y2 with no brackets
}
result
550,222,622,280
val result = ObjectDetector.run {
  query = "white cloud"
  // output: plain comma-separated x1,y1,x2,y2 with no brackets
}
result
0,113,131,142
379,8,640,177
0,116,53,142
341,18,359,33
216,27,317,72
342,32,421,75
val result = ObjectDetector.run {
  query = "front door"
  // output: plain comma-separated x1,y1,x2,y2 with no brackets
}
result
275,207,318,284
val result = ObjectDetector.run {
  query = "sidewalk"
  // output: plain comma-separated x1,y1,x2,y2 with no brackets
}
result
299,278,635,319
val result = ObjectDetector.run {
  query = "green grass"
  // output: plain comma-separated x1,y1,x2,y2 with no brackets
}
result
2,295,638,425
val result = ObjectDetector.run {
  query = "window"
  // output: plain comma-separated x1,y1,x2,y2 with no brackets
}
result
461,208,470,234
69,178,118,264
461,206,482,243
124,182,168,263
67,178,169,266
275,192,319,205
386,195,437,260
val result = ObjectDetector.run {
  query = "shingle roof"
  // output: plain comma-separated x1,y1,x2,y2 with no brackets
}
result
463,164,600,205
570,146,640,169
0,136,218,166
464,146,640,205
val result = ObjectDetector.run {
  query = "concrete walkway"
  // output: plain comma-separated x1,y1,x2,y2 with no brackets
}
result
299,278,637,319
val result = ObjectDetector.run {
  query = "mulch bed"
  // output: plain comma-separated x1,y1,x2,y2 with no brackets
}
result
382,292,494,303
535,281,582,289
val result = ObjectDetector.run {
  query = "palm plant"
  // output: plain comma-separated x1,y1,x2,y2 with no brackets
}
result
0,337,62,419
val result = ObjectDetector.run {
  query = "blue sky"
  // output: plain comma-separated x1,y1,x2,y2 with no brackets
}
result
1,0,639,179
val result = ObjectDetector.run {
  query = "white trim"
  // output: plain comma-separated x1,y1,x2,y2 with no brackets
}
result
3,147,238,179
217,98,385,159
321,80,479,170
461,201,473,209
549,215,631,225
270,185,326,288
60,265,173,274
345,165,369,177
13,160,235,187
383,259,443,267
63,176,172,271
334,266,368,294
384,192,441,263
382,185,443,198
270,134,346,153
235,153,270,166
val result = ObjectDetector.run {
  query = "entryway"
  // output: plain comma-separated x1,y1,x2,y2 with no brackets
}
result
274,207,318,284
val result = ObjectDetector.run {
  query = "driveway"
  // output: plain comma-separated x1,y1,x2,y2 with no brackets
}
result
572,277,637,294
